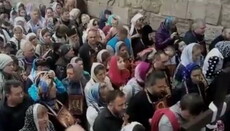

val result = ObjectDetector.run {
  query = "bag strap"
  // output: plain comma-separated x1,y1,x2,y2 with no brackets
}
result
164,109,180,131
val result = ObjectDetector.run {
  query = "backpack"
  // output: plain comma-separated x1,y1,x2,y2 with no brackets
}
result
151,108,180,131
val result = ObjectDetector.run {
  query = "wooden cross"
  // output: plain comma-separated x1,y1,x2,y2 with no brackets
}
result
181,69,230,131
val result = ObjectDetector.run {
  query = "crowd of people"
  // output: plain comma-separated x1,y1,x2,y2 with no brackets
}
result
0,0,230,131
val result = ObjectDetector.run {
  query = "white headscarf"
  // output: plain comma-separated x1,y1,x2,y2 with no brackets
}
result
121,122,143,131
180,43,200,66
26,33,37,41
130,13,143,35
14,17,29,33
69,8,81,20
97,49,109,63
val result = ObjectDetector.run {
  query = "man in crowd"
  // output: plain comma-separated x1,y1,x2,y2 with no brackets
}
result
183,19,207,55
152,93,204,131
55,44,75,80
79,28,104,73
67,28,82,55
209,27,230,50
0,80,33,131
126,71,170,131
93,90,126,131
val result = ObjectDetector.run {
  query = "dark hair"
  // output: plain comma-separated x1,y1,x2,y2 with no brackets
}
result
52,43,62,53
4,80,23,94
56,24,68,34
145,71,166,87
174,39,183,51
10,55,18,65
101,51,110,62
94,64,105,75
46,7,53,12
106,90,125,104
133,124,145,131
41,28,49,36
61,7,69,14
153,50,168,61
180,93,204,116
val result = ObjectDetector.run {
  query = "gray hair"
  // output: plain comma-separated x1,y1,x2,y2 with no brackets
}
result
191,19,206,30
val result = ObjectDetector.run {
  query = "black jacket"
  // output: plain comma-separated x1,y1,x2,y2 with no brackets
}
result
209,35,225,50
0,97,33,131
93,107,123,131
79,43,104,73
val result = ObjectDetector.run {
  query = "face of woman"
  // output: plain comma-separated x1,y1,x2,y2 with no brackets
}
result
46,9,53,18
56,5,62,14
19,9,26,17
76,60,84,70
96,69,106,83
136,17,144,26
111,18,118,27
119,46,128,57
190,68,202,84
93,20,99,28
99,86,109,102
192,48,202,62
37,106,49,130
178,41,186,52
117,57,126,70
14,28,23,40
43,32,51,43
3,62,14,75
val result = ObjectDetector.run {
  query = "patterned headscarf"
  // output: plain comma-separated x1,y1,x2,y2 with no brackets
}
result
215,41,230,58
19,104,55,131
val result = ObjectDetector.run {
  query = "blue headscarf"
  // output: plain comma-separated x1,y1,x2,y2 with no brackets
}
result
106,14,116,26
164,16,176,31
86,83,106,109
183,63,201,81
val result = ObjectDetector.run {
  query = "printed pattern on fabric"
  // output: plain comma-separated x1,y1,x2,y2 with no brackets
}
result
205,56,220,79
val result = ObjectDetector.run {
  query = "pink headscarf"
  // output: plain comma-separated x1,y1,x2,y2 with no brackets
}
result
108,56,130,88
134,62,151,83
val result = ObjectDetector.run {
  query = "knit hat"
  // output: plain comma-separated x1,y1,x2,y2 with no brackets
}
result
67,28,77,37
0,54,13,70
59,44,72,56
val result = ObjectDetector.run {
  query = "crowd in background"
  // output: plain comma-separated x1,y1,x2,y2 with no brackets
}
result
0,0,230,131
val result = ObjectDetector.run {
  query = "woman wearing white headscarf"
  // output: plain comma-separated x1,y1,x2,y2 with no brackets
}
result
69,8,81,25
173,43,203,88
82,19,106,44
19,104,55,131
10,25,26,50
14,17,29,33
130,13,146,57
203,41,230,85
0,54,14,100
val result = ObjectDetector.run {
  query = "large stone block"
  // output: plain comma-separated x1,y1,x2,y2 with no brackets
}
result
142,0,162,14
87,1,107,18
176,18,192,36
149,13,165,31
13,0,49,7
126,0,143,8
112,6,131,25
186,0,207,19
221,4,230,27
205,24,223,44
160,0,188,19
205,2,221,25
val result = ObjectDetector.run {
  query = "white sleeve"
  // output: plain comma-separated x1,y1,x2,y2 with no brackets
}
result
86,106,99,131
158,115,173,131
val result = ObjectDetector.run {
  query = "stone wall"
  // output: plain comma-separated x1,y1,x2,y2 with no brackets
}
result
87,0,230,43
13,0,229,43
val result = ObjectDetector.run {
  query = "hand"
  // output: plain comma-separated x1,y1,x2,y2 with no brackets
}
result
48,70,56,79
170,32,178,39
122,113,129,127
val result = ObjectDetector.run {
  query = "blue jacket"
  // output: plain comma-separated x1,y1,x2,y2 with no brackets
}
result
28,77,66,102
